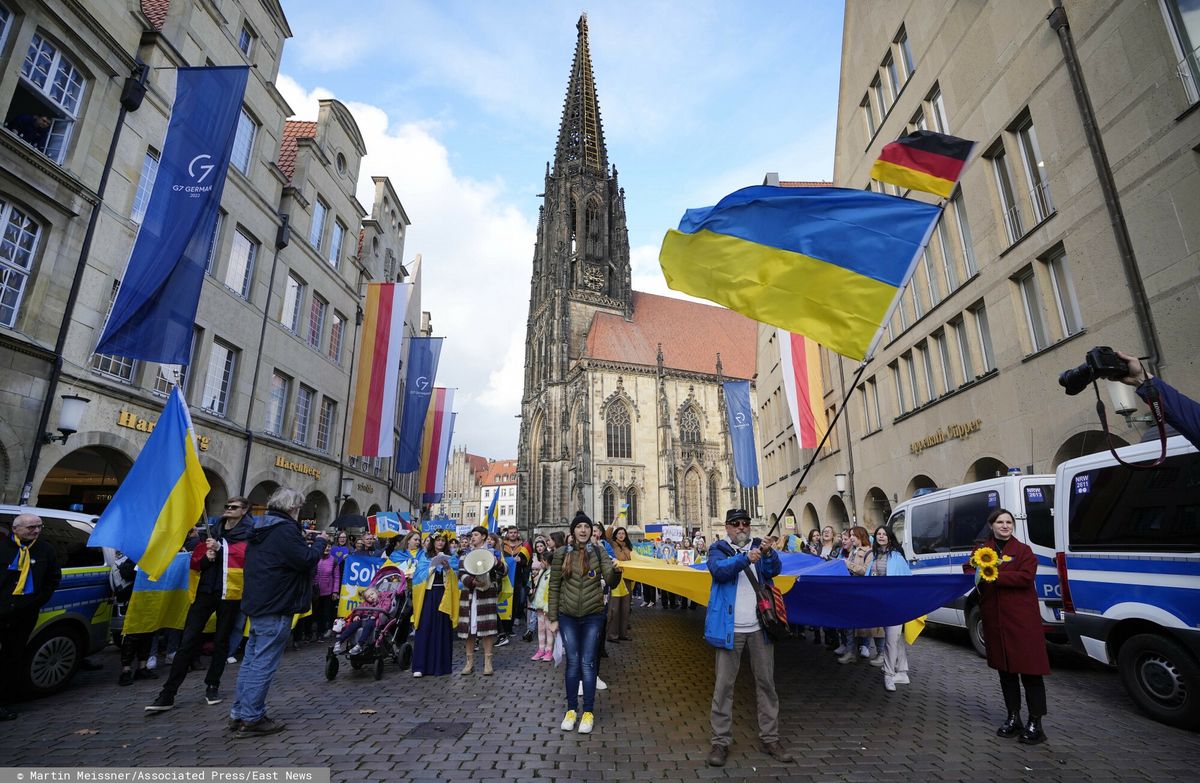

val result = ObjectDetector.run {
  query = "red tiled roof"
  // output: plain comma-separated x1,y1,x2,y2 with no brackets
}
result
779,180,833,188
141,0,169,31
277,120,317,182
585,291,756,379
465,453,489,478
481,459,519,486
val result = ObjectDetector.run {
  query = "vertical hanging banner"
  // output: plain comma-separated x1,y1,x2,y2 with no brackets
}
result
348,282,414,456
94,67,250,363
418,389,455,503
723,380,759,488
777,329,828,449
396,337,444,472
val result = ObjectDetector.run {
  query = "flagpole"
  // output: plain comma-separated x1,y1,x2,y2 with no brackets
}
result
766,360,869,540
20,61,148,504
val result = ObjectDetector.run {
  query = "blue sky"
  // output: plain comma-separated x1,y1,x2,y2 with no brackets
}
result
277,1,845,459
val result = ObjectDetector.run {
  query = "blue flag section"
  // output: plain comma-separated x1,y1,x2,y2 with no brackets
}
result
723,380,759,487
94,67,250,363
396,337,444,473
485,489,500,534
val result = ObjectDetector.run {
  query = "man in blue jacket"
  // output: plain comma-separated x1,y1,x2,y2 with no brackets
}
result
1118,351,1200,449
704,508,793,768
229,488,326,737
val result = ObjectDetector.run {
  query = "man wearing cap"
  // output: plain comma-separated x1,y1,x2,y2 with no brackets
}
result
704,508,793,767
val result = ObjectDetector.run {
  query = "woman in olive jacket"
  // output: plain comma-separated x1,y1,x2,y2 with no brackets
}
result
547,511,620,735
964,508,1051,745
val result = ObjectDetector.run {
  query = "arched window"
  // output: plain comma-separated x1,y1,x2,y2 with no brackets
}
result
606,402,631,459
540,466,551,525
684,469,702,523
625,487,638,526
602,486,616,526
15,32,86,163
680,407,701,445
0,197,42,327
707,473,719,518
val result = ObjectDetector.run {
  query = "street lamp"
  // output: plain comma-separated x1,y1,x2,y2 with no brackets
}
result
835,472,848,497
43,394,90,444
340,476,354,504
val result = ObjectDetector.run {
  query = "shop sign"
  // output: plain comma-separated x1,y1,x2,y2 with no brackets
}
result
275,455,322,480
910,418,983,455
117,410,209,451
356,482,374,495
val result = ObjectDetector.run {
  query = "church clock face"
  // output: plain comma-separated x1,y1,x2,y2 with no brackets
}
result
583,264,606,291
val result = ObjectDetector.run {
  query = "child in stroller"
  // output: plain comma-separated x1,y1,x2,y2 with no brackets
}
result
333,587,385,654
326,565,410,680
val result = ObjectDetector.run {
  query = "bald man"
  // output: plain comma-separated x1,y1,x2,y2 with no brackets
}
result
1,514,62,720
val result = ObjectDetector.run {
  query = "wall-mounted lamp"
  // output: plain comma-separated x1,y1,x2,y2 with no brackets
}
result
44,394,90,444
1105,380,1155,427
340,476,354,502
835,472,848,497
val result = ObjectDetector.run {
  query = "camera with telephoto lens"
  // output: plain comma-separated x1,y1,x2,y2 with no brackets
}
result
1058,346,1129,395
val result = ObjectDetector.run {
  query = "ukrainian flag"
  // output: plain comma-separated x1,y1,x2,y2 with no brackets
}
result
658,186,942,361
124,552,193,634
89,388,210,580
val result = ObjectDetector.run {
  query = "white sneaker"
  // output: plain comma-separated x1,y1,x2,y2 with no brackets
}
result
578,712,594,734
333,642,346,654
596,677,607,691
883,675,896,692
412,671,423,678
166,652,176,664
858,645,871,658
349,644,363,655
146,656,157,670
560,710,578,731
893,672,910,685
226,656,238,665
833,644,848,655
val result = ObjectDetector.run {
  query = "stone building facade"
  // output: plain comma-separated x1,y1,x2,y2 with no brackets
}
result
0,1,419,524
757,0,1200,536
429,446,488,525
516,16,761,542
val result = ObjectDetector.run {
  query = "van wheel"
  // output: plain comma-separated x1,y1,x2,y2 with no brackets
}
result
1117,633,1200,730
23,625,85,696
967,606,987,658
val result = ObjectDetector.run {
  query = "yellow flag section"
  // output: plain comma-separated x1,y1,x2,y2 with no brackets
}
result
618,552,803,606
125,553,215,634
411,570,461,631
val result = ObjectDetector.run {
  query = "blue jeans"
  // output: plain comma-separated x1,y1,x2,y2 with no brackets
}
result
228,608,247,657
230,614,291,723
559,612,605,712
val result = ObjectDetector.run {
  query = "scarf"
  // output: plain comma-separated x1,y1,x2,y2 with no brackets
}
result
9,535,33,596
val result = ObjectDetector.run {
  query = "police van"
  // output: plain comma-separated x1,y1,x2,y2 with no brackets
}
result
0,505,116,695
1054,435,1200,729
887,472,1060,656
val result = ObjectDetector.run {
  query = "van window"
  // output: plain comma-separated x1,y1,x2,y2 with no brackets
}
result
910,497,949,554
948,490,999,550
888,510,906,552
0,514,103,568
1024,484,1055,548
1068,452,1200,552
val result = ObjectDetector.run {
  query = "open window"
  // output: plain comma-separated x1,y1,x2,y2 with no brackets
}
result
6,32,85,165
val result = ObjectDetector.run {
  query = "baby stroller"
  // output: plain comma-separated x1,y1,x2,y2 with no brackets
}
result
324,564,413,681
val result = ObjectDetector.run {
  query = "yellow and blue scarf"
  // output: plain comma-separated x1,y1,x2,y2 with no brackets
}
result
9,536,33,595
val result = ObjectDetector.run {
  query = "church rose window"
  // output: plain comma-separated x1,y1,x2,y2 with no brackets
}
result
606,402,631,459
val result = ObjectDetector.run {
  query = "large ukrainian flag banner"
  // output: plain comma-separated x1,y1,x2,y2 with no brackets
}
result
89,388,210,580
658,186,942,361
124,552,193,634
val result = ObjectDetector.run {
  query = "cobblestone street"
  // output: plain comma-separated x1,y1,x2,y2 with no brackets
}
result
2,605,1197,781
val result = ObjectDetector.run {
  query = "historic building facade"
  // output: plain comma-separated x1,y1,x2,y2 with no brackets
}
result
429,446,488,525
516,16,761,541
757,0,1200,536
0,1,420,524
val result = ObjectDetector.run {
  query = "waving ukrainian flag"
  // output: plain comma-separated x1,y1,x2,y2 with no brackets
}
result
89,388,209,579
659,186,942,361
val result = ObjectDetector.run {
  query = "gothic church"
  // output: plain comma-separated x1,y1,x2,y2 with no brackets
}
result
516,15,761,539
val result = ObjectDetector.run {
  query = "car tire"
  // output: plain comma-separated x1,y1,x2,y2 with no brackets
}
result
23,624,85,696
967,605,987,659
1117,633,1200,730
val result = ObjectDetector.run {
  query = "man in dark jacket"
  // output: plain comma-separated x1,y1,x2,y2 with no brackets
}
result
228,488,326,736
1118,350,1200,449
1,513,62,720
146,496,255,713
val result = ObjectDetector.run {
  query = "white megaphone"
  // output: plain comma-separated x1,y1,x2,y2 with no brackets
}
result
463,548,496,591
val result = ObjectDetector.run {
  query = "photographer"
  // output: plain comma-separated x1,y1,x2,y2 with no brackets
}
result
1116,351,1200,450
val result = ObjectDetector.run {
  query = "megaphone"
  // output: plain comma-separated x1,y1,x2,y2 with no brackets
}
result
463,548,496,591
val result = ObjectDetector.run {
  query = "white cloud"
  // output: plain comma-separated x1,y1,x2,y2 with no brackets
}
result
277,75,534,459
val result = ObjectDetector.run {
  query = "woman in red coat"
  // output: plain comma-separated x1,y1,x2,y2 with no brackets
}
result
964,508,1050,745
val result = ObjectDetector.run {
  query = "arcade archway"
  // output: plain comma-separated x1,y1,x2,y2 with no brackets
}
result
964,457,1009,483
904,474,937,499
38,446,133,513
248,480,280,517
864,486,892,528
1052,430,1128,469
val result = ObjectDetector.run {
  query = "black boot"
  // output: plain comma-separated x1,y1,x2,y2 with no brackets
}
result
1018,717,1046,745
996,712,1021,738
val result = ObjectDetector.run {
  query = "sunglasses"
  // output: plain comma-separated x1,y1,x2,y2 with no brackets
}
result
224,504,245,510
725,520,751,528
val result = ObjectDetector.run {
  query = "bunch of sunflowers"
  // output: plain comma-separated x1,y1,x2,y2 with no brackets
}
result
968,546,1013,584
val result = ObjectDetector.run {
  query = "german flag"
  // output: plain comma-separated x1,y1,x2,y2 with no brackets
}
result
870,130,976,198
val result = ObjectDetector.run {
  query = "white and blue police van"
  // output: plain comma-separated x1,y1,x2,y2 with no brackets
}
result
888,471,1061,657
1054,434,1200,730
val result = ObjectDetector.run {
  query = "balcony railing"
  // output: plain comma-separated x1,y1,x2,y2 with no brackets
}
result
1029,180,1055,223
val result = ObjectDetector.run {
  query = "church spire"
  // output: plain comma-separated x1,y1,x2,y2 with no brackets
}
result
555,13,607,175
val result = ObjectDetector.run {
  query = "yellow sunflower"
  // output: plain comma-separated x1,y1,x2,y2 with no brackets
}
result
979,564,999,582
974,547,999,568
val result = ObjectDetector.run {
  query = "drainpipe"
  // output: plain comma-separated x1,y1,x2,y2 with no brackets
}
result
837,359,858,524
1047,2,1162,370
238,213,290,494
20,62,149,504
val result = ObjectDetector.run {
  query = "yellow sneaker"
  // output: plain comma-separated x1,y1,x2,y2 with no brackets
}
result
578,712,594,734
559,710,577,731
